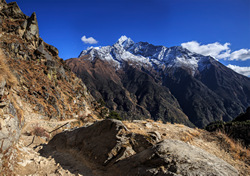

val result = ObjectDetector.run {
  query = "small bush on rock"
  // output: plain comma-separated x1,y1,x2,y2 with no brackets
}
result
32,125,50,139
107,111,122,121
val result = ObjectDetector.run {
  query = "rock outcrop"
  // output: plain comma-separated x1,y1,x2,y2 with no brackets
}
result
47,119,154,167
44,119,239,176
110,140,239,176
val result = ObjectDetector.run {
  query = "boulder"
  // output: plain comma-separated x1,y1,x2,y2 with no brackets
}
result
110,140,239,176
48,119,135,166
57,66,66,80
21,20,28,29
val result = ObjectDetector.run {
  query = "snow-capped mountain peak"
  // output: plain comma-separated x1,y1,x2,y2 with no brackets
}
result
117,35,130,43
115,35,134,49
79,36,213,75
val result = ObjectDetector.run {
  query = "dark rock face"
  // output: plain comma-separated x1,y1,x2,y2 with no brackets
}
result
46,120,239,176
233,107,250,122
163,66,229,127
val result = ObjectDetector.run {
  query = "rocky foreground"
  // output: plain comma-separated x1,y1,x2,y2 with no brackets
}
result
15,119,249,176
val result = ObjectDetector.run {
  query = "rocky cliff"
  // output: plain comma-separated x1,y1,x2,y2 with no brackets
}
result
0,0,99,174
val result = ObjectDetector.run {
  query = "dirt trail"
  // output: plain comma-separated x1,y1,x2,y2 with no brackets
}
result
21,118,78,133
15,114,99,176
15,141,97,176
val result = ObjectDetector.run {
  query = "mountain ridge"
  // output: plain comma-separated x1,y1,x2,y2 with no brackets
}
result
67,36,250,127
79,36,214,75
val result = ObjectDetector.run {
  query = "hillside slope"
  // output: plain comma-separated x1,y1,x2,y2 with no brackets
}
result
0,0,99,174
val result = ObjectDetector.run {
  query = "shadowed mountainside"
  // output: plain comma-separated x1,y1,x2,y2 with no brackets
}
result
67,56,194,127
67,40,250,127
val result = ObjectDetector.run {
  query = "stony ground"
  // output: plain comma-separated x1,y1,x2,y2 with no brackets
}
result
15,117,97,176
124,120,250,175
14,118,249,176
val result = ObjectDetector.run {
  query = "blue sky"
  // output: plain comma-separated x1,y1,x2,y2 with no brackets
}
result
6,0,250,76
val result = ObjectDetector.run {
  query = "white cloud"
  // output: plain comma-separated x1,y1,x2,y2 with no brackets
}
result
181,41,231,60
227,64,250,77
181,41,250,61
229,49,250,61
81,36,98,44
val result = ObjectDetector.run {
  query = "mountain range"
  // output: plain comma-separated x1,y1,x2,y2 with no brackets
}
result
0,1,249,175
67,36,250,127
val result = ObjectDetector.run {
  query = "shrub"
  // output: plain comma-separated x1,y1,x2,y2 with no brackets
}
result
107,111,122,121
98,98,106,107
216,131,249,162
32,125,50,139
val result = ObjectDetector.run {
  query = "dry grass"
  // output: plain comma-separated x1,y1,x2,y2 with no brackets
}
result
215,131,250,163
0,50,18,88
181,132,194,142
174,123,185,127
146,119,155,123
180,130,200,142
156,119,163,124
